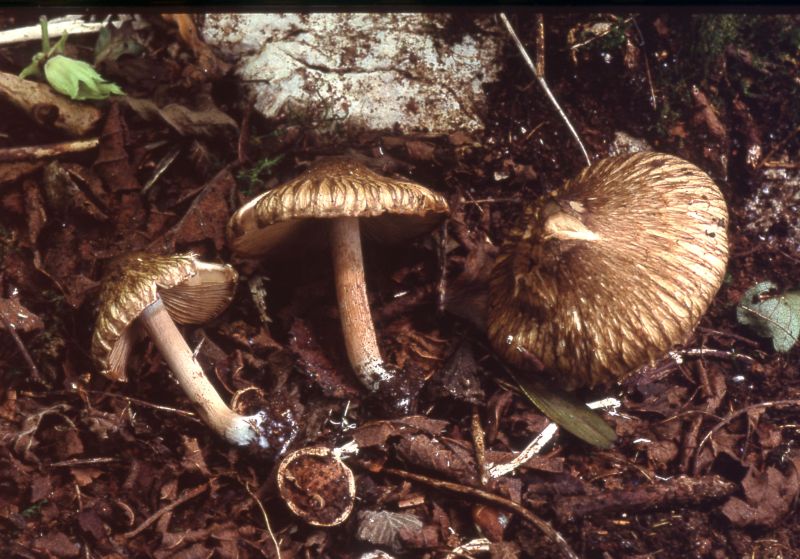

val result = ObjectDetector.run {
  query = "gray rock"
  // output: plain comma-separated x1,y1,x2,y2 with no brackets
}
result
201,13,502,133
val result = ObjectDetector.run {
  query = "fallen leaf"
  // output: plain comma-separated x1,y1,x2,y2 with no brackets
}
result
151,166,234,252
0,297,44,333
356,510,423,552
93,102,141,192
162,14,231,80
122,94,238,138
0,162,42,186
721,459,800,527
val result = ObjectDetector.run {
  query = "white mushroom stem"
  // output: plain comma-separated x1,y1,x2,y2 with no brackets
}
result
330,216,394,392
139,298,268,447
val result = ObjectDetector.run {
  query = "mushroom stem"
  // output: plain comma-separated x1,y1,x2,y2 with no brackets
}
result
330,216,393,391
139,298,267,447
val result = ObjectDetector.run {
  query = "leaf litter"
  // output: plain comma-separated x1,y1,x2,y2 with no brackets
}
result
0,12,799,559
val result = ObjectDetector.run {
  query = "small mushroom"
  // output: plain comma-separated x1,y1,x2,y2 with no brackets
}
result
227,158,449,392
488,152,729,389
92,252,293,449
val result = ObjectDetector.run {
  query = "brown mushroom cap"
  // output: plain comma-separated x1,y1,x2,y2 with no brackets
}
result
488,152,729,390
227,158,449,257
91,252,237,382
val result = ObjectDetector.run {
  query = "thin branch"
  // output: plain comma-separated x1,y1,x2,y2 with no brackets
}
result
0,138,99,162
499,12,591,167
0,308,41,381
243,480,282,559
123,483,208,539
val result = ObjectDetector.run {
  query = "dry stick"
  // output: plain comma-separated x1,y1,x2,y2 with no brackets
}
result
377,466,579,559
693,399,800,475
498,12,591,168
631,17,658,110
242,480,282,559
0,308,41,380
471,406,488,485
0,15,119,45
534,14,545,77
552,475,736,523
330,216,392,391
123,483,208,539
0,138,99,162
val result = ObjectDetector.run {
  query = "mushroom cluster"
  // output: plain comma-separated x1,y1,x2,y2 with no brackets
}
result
488,152,729,389
227,158,449,393
92,252,296,451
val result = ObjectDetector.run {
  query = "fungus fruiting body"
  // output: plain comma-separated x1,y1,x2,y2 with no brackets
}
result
488,152,729,389
92,252,295,450
227,158,449,393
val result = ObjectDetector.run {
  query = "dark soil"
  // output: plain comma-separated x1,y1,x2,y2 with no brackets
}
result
1,11,799,559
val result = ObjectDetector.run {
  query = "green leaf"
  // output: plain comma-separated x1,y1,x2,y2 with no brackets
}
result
43,55,124,101
737,281,800,352
510,371,617,449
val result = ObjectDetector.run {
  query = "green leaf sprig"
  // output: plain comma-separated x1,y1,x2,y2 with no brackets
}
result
19,16,123,101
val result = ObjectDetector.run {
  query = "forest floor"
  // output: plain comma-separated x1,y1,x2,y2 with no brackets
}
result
1,12,800,559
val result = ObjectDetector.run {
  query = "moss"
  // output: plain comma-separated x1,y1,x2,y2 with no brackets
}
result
685,14,745,82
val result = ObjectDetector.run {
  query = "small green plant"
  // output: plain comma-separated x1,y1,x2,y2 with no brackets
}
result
20,16,123,101
237,154,285,194
737,281,800,352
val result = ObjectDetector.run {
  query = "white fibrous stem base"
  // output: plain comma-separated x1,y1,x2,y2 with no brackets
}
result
139,298,269,448
330,217,394,392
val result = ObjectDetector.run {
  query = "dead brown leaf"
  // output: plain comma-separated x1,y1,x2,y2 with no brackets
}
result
152,167,234,252
94,102,141,192
721,458,800,527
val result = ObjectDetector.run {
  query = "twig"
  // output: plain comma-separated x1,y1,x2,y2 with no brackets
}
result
534,14,545,77
0,307,41,381
123,483,208,539
552,475,736,522
471,406,488,485
631,17,658,111
499,12,591,167
375,465,578,559
0,15,123,46
243,480,282,559
49,457,119,467
487,422,558,478
693,399,800,475
0,139,99,162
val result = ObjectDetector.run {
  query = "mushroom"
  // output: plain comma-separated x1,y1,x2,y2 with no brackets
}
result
488,151,729,389
227,158,449,392
92,252,292,449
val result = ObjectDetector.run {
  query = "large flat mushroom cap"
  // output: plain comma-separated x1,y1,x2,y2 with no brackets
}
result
227,158,449,257
91,252,238,382
488,152,730,390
